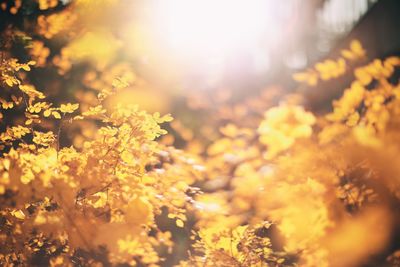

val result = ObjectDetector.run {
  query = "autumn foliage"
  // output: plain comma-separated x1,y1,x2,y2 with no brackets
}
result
1,1,400,267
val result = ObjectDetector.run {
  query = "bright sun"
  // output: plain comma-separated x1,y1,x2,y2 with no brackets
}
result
154,0,270,57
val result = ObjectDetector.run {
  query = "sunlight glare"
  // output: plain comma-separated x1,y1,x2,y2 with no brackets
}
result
155,0,269,57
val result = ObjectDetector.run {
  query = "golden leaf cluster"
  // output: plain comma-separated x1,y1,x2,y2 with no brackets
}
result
2,2,400,266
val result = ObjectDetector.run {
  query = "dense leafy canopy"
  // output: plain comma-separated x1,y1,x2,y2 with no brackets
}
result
1,1,400,267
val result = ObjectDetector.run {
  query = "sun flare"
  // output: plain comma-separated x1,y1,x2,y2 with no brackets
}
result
154,0,269,56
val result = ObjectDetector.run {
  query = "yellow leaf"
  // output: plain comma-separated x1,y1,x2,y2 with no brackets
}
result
341,49,355,60
293,70,318,86
2,101,14,109
52,111,61,119
5,78,15,87
341,40,366,61
121,150,135,164
91,192,108,208
161,114,173,122
43,109,51,117
21,65,31,71
11,209,26,220
350,40,366,57
60,103,79,113
354,68,372,85
176,219,184,228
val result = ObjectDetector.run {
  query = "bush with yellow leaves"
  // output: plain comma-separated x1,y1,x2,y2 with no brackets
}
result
2,1,400,267
178,41,400,267
0,50,204,266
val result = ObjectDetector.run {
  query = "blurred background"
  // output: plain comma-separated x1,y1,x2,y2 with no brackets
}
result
1,0,400,146
3,0,400,265
3,0,399,153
